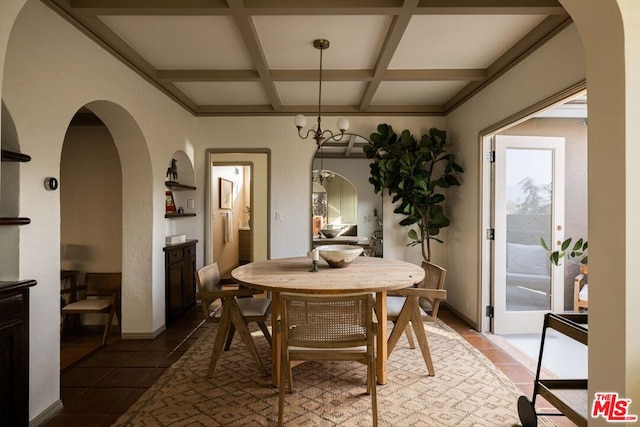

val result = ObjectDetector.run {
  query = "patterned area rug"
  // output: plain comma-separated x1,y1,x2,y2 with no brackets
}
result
114,320,554,426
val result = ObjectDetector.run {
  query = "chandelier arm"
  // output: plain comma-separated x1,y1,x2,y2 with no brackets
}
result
297,127,317,141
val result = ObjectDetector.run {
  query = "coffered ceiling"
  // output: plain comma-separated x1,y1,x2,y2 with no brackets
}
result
43,0,570,117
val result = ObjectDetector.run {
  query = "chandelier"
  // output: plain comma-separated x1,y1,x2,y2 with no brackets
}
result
294,39,349,146
312,169,335,185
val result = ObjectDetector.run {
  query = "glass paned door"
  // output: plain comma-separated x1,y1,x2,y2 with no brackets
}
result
492,135,565,334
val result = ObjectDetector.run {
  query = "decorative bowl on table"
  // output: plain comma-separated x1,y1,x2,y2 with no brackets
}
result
316,244,363,268
320,228,343,238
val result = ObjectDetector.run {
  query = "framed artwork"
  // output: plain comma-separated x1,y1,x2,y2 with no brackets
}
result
219,178,233,209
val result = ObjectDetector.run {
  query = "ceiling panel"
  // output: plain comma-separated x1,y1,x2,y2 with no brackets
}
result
253,15,392,70
389,15,548,69
44,0,571,118
99,15,254,69
276,81,367,106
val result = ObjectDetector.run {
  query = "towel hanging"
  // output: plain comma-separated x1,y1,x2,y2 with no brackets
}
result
224,212,233,243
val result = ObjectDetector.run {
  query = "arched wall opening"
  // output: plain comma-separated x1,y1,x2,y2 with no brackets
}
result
83,100,156,335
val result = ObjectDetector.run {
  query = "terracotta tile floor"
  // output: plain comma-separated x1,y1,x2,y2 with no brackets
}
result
43,307,576,426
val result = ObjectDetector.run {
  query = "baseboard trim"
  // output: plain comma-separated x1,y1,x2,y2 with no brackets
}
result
122,324,165,340
30,399,63,427
442,302,478,330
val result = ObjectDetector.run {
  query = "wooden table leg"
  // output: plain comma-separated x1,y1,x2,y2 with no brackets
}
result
375,291,387,385
271,291,281,387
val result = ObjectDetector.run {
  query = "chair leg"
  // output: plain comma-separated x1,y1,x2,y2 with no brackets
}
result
208,303,233,378
227,299,268,377
409,301,435,376
258,321,272,346
224,324,236,351
370,355,378,426
278,353,289,427
387,298,416,356
404,324,416,349
101,305,117,346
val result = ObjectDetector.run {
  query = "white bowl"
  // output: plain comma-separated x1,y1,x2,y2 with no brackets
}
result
316,244,363,268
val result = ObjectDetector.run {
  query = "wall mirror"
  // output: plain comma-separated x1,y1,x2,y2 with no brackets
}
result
311,135,383,256
312,171,357,237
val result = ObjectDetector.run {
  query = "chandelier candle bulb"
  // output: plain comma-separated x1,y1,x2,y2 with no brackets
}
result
294,114,307,130
337,118,350,133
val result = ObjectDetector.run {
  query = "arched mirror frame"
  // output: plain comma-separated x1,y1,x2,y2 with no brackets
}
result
310,134,383,256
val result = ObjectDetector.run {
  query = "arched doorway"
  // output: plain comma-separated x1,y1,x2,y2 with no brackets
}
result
56,100,156,363
59,108,123,367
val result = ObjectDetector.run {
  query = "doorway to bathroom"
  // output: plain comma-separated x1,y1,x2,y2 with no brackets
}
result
205,150,270,275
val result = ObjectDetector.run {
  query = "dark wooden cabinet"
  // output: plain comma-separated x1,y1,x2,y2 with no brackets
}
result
163,240,197,324
239,229,250,264
0,280,36,426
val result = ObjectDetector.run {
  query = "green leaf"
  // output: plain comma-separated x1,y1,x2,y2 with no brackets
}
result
540,237,551,251
572,238,584,251
408,229,418,240
399,217,417,226
430,193,445,204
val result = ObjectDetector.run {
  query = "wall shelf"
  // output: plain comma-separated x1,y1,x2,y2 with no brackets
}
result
165,180,196,218
1,150,31,226
0,218,31,226
165,181,196,191
164,212,196,219
1,149,31,162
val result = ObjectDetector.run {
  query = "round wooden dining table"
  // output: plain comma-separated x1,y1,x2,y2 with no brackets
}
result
231,256,425,385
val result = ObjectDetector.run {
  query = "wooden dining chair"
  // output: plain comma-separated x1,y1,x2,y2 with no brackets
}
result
573,272,588,312
60,272,122,346
277,292,377,427
386,261,447,376
195,262,271,378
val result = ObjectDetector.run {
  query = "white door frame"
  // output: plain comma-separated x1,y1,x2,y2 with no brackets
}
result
478,85,586,333
492,135,565,334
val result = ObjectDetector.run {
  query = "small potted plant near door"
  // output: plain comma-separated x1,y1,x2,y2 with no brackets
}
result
540,236,588,272
541,236,588,311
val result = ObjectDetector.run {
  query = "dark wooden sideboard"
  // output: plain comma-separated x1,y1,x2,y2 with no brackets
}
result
0,280,36,426
163,240,197,325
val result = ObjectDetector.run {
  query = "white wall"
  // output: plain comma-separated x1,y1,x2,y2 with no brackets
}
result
195,116,445,261
559,0,640,418
61,125,123,273
2,1,197,419
445,24,586,325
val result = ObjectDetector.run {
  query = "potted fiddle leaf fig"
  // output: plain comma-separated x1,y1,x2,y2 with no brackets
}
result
363,124,464,262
